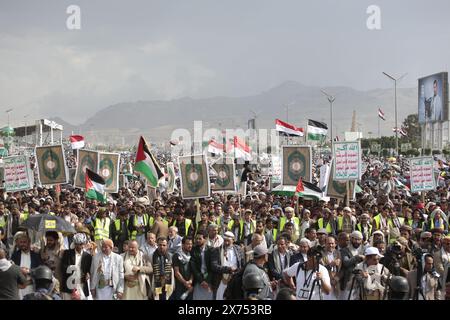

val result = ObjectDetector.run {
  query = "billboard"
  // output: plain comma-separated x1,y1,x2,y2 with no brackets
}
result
418,72,448,124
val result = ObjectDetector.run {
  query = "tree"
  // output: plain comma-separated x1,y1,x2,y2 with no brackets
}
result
401,114,421,147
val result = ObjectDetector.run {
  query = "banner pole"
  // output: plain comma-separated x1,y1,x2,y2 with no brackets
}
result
346,181,350,207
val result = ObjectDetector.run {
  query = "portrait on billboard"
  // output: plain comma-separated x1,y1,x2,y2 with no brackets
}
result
418,72,448,123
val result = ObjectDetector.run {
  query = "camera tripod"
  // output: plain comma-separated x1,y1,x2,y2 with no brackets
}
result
308,254,323,300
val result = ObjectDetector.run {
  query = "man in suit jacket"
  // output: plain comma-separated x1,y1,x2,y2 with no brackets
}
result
190,231,213,300
210,232,244,300
338,231,365,300
90,239,124,300
11,233,42,299
408,254,441,300
268,236,291,288
60,233,92,300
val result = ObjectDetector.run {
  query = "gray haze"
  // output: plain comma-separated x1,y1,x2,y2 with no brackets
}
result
1,0,450,134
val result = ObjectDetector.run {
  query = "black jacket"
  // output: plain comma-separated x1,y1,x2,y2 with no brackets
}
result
338,247,365,291
60,249,92,297
190,245,212,285
11,250,42,269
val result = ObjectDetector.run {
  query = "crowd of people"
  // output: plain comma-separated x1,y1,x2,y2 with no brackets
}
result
0,150,449,301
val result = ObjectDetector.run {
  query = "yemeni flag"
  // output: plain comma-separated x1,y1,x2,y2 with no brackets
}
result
378,108,386,121
208,139,231,155
134,136,164,188
70,135,85,149
275,119,304,137
392,127,407,137
307,119,328,141
232,136,252,160
85,168,106,202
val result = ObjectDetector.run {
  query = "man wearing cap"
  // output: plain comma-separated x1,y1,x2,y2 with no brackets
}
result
314,229,329,252
419,231,433,253
150,209,169,240
279,207,300,240
242,244,274,300
210,231,244,300
316,208,337,236
90,239,124,300
60,233,92,300
353,247,389,300
339,231,366,300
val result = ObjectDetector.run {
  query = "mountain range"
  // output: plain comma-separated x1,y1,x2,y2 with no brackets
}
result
50,80,418,145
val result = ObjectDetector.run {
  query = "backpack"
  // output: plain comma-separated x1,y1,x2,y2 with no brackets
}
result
223,262,251,300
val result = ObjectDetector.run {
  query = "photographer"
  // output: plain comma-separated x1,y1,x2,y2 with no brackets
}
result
353,247,390,300
381,237,416,277
283,247,331,300
407,254,441,300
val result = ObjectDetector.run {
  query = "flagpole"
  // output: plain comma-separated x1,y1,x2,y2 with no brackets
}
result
378,115,380,138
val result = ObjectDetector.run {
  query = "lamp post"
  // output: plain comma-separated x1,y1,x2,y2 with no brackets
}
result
321,90,335,144
382,72,407,157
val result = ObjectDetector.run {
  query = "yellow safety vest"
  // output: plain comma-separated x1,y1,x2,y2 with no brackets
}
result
172,218,192,237
279,217,300,232
227,219,256,240
430,219,445,231
356,223,372,235
93,217,111,240
0,214,7,228
114,219,129,233
271,228,278,241
19,213,29,224
317,218,333,234
131,214,149,240
149,216,155,228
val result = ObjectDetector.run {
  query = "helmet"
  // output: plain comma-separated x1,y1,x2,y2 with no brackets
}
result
389,276,409,293
242,272,264,291
32,265,53,281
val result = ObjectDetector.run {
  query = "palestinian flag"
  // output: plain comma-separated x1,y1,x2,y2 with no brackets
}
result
85,168,106,202
134,136,164,188
378,108,386,121
295,177,305,194
70,135,85,149
307,119,328,141
275,119,304,137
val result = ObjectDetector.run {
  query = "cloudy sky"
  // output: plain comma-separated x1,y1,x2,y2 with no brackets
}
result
1,0,450,125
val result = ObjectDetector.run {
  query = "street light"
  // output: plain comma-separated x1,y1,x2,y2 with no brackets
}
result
382,72,407,157
321,90,335,144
